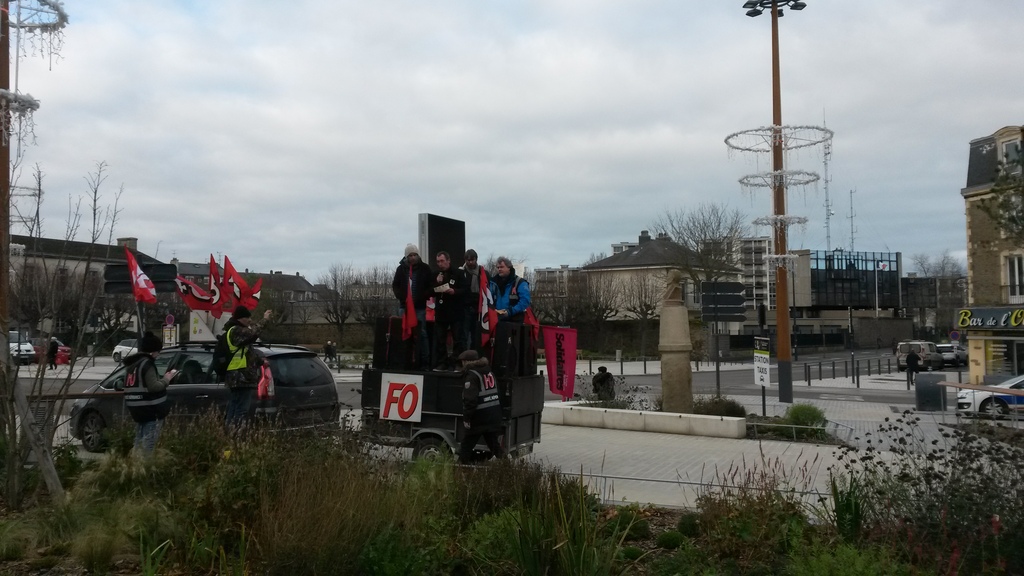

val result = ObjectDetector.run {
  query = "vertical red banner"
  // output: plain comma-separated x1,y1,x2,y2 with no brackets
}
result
542,326,577,400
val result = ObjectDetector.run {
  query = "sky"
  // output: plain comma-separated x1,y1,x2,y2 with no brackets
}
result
9,0,1023,282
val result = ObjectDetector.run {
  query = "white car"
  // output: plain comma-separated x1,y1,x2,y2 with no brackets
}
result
8,331,36,365
111,339,138,363
936,343,968,367
957,375,1024,417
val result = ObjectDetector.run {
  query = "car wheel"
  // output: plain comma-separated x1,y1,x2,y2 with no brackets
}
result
412,436,450,460
980,398,1009,418
112,352,122,363
79,411,107,452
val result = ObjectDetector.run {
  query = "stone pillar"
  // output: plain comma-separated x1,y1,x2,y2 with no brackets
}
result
660,269,693,413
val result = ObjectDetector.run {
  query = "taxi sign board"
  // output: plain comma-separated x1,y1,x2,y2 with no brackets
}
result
754,337,771,388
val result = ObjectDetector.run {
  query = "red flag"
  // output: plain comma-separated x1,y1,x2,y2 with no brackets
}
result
542,326,577,399
479,269,498,347
124,246,157,304
208,255,224,318
242,277,263,309
402,268,417,340
174,276,214,311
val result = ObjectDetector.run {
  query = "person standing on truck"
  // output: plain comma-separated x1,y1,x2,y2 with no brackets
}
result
461,249,483,352
224,305,273,428
458,349,505,464
121,332,177,455
392,244,434,369
490,256,531,323
432,251,468,370
905,347,921,387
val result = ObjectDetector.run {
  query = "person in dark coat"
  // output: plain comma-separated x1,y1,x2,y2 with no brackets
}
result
120,332,177,455
906,347,921,387
223,305,273,428
592,366,615,401
432,251,468,370
392,244,434,368
458,350,505,463
46,338,59,370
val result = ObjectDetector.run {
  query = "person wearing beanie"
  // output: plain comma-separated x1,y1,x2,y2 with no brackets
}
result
121,331,178,455
391,243,434,368
223,305,274,428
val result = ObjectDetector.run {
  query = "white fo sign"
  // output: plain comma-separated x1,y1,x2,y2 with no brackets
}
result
379,373,424,423
754,337,771,388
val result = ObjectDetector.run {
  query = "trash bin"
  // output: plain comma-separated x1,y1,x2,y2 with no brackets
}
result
915,373,946,412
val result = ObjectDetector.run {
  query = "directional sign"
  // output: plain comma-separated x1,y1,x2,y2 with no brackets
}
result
104,263,179,283
701,312,748,323
703,293,746,307
701,281,745,295
104,280,179,295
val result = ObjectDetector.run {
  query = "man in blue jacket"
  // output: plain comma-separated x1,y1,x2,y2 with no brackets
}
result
490,256,531,323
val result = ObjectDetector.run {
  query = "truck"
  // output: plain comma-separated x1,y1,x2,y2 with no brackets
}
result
360,319,545,459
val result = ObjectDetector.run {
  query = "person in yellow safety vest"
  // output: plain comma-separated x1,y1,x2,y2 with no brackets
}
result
224,305,273,428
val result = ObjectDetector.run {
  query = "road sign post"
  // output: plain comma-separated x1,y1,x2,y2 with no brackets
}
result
701,281,748,397
755,336,770,416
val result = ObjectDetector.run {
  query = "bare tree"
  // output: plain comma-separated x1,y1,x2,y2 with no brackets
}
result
910,251,966,277
3,162,123,509
317,264,357,345
621,272,662,356
353,264,395,324
650,203,749,289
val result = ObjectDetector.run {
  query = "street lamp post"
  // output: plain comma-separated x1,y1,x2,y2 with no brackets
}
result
741,0,805,403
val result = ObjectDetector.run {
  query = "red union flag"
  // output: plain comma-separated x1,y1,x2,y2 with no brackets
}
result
479,269,498,347
542,326,577,400
124,246,157,304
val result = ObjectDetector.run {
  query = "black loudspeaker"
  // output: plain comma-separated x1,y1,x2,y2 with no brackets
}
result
372,317,414,370
491,322,523,378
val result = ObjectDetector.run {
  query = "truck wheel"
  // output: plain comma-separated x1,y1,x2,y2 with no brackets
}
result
412,437,450,460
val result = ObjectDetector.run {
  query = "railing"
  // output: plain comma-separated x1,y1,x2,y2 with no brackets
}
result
1003,285,1024,305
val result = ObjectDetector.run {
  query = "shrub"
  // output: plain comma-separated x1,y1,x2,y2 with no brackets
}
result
71,523,121,574
603,506,651,541
829,412,1024,573
357,526,431,576
676,511,700,538
462,508,526,575
784,404,826,428
620,545,644,561
656,530,685,549
692,395,747,417
787,539,912,576
0,519,29,561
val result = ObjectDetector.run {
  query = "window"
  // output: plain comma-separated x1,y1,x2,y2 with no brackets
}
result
269,354,333,388
1003,140,1022,175
1007,255,1024,303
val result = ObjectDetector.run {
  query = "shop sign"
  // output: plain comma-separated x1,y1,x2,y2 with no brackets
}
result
957,307,1024,329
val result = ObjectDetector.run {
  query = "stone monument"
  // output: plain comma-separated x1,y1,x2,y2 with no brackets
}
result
659,269,693,413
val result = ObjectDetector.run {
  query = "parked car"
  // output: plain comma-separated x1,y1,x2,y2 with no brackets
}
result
896,341,944,372
111,339,138,363
936,343,968,367
70,343,341,452
957,374,1024,417
31,337,72,365
8,331,35,365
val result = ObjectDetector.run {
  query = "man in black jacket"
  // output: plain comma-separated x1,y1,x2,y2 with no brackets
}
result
392,244,434,368
432,251,468,370
459,350,505,464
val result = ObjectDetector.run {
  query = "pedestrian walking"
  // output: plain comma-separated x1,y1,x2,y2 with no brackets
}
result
458,350,505,464
906,347,921,387
46,337,59,370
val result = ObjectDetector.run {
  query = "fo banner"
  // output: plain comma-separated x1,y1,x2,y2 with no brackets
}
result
541,326,577,399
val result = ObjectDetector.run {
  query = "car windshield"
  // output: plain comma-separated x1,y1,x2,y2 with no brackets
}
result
119,339,136,347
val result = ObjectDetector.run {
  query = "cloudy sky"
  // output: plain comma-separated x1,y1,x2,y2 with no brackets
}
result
10,0,1022,281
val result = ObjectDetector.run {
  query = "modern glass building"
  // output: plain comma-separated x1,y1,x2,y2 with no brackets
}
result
808,249,901,310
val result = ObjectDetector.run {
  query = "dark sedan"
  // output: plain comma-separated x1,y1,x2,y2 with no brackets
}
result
69,343,340,452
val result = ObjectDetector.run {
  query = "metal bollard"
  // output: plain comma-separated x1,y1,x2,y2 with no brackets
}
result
867,360,871,376
876,358,881,374
832,360,836,379
644,357,647,374
620,358,624,375
589,358,593,373
805,363,811,385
